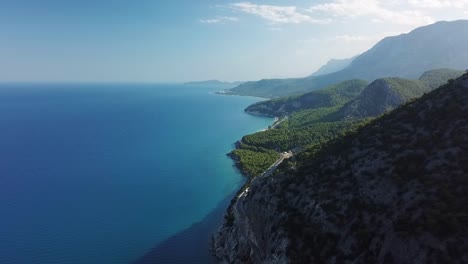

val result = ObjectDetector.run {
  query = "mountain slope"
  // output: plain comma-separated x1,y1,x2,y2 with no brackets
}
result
246,68,463,118
310,57,355,77
339,77,432,119
214,72,468,263
334,20,468,80
419,68,465,89
227,20,468,98
225,77,318,98
245,79,368,117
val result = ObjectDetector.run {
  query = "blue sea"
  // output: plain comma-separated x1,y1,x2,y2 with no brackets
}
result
0,83,272,264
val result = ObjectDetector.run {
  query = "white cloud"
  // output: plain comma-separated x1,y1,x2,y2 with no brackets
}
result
407,0,468,8
199,16,238,24
308,0,434,26
230,2,330,24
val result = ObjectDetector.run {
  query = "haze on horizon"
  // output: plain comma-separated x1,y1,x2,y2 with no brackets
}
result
1,0,467,83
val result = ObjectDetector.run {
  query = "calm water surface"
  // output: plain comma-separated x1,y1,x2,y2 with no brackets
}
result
0,83,272,264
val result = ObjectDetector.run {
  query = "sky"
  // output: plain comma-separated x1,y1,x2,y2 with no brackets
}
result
0,0,467,82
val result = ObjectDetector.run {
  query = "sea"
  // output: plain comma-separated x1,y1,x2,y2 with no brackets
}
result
0,83,273,264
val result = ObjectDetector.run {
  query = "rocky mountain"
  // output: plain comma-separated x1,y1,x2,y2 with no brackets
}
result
214,72,468,263
245,79,368,117
309,57,356,77
226,20,468,98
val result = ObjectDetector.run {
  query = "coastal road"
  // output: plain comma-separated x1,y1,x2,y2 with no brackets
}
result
232,151,290,218
261,151,293,178
270,116,288,129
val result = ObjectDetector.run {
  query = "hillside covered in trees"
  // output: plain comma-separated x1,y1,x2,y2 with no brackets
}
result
230,69,463,177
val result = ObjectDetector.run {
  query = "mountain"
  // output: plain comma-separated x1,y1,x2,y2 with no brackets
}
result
337,20,468,80
419,68,465,89
214,72,468,263
309,57,355,77
246,68,463,118
223,77,312,98
227,20,468,98
245,79,368,117
340,69,464,119
184,80,243,87
339,77,431,119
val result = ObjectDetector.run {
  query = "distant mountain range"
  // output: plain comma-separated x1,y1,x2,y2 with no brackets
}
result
226,20,468,98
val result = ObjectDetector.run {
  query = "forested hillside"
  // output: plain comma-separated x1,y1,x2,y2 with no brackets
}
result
231,69,463,176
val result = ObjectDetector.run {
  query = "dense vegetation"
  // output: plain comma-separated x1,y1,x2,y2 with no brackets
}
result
230,144,279,177
232,106,365,177
339,77,432,119
245,79,368,117
242,108,366,151
418,68,465,89
230,69,462,177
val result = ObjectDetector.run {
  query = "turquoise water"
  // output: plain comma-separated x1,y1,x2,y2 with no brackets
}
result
0,83,272,264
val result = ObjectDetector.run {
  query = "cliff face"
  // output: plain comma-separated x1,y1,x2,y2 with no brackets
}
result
214,73,468,263
213,182,289,264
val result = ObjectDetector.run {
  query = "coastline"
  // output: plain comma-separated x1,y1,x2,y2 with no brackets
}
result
215,90,271,100
211,94,283,262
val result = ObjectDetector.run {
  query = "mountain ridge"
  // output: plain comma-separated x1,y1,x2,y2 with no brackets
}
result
226,20,468,98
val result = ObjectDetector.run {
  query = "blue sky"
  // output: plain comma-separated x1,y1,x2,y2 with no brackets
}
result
1,0,467,82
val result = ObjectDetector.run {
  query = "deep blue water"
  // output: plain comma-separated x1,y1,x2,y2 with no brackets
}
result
0,83,272,264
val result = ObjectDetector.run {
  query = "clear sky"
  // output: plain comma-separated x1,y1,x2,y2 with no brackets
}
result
1,0,467,82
